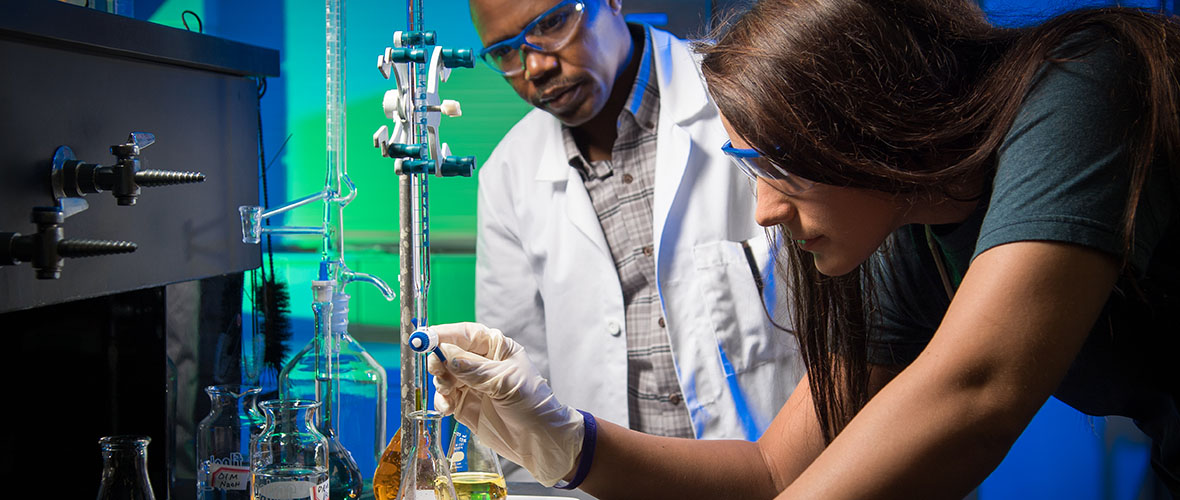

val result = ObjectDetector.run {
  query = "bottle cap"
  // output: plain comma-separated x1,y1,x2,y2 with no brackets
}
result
311,280,334,303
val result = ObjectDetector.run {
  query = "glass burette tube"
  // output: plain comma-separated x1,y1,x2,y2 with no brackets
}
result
399,0,433,468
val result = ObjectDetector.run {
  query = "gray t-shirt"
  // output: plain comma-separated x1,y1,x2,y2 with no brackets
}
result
867,32,1178,482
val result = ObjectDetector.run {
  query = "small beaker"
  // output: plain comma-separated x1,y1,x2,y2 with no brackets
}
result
396,410,457,500
252,400,329,500
448,423,506,500
97,435,157,500
197,385,264,499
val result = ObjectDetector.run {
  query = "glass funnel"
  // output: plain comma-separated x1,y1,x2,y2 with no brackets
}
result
97,435,156,500
197,385,265,500
396,410,457,500
448,423,506,500
252,399,329,500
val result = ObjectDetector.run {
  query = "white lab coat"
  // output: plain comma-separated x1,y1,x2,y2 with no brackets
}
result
475,27,803,442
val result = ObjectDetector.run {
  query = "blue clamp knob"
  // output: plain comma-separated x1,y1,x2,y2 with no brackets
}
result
400,31,437,46
387,143,427,159
440,156,476,177
389,48,428,63
399,159,433,175
408,327,446,362
440,48,475,69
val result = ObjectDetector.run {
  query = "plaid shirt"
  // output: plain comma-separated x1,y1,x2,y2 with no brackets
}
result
561,27,694,438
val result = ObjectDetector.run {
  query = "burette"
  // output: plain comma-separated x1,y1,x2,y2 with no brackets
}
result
372,0,477,459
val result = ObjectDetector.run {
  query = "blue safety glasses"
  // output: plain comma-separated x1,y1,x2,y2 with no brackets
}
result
721,140,815,194
479,0,588,77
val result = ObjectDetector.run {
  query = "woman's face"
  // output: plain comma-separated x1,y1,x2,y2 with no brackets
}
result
720,116,906,276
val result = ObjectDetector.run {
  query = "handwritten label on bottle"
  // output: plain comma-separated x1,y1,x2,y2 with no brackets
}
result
209,464,250,490
200,454,250,491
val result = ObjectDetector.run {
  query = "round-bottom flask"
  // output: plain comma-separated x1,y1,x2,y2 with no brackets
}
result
251,400,329,500
396,410,457,500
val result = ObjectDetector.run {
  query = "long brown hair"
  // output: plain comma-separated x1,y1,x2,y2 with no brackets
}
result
700,0,1180,443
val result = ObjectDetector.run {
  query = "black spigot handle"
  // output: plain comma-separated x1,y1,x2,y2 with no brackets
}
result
0,207,138,279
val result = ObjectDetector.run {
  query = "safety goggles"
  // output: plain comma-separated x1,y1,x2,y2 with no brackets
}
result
479,0,588,77
721,140,815,194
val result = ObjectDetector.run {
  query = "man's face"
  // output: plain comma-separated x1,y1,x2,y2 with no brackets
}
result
471,0,629,127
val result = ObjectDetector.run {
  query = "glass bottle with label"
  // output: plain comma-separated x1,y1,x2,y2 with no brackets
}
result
197,385,265,499
251,399,330,500
97,435,157,500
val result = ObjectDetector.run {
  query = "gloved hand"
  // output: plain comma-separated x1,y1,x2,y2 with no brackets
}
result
426,322,585,486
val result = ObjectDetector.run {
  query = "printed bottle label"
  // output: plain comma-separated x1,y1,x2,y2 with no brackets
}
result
255,479,330,500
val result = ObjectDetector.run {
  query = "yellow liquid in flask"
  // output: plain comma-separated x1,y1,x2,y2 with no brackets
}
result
451,472,507,500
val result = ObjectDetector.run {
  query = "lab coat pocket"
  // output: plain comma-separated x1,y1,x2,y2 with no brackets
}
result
690,238,801,436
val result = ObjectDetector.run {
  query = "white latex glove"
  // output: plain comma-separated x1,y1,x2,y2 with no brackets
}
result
426,322,584,486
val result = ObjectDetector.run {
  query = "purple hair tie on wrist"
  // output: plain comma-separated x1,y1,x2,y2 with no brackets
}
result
555,410,597,490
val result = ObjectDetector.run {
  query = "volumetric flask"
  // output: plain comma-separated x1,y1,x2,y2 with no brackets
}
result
97,435,156,500
197,385,264,500
396,411,457,500
252,400,329,500
448,423,506,500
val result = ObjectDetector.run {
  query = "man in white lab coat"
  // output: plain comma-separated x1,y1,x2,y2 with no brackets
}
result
469,0,803,454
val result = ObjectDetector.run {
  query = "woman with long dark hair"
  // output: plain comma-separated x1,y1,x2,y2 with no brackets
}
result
426,1,1180,497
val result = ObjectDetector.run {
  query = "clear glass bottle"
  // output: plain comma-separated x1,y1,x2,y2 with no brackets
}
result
197,385,265,500
448,423,506,500
396,411,457,500
281,291,386,475
278,283,365,499
251,399,329,500
97,435,156,500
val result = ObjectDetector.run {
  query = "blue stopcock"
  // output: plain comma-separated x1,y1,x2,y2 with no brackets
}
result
408,327,446,362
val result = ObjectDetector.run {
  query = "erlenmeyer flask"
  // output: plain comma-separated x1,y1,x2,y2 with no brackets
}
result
396,411,457,500
278,281,364,499
448,422,506,500
197,385,264,499
251,399,329,500
97,435,156,500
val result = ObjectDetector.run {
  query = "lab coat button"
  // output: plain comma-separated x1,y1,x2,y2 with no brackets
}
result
607,321,621,336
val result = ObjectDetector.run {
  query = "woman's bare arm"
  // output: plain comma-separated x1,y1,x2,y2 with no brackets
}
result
577,365,898,498
778,240,1119,499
